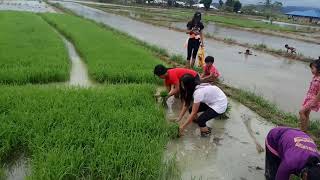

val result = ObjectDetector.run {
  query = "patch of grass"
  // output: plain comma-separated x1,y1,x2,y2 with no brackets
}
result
0,84,177,179
0,11,70,84
0,167,5,179
41,13,163,84
169,54,185,64
253,43,268,50
223,38,237,44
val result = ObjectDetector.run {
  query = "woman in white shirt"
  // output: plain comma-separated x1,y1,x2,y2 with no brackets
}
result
177,74,228,137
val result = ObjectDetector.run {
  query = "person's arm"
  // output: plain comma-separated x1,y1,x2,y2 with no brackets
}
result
201,72,215,81
168,82,180,97
177,101,188,122
275,161,291,180
180,102,200,130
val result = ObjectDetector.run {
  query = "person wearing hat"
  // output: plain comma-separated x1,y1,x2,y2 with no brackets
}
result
265,127,320,180
186,12,205,68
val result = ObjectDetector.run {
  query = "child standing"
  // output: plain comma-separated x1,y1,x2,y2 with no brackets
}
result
200,56,220,83
300,60,320,132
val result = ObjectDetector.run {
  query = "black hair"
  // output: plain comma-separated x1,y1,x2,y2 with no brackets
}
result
205,56,215,63
246,49,250,53
190,11,202,26
302,156,320,180
179,74,200,107
318,56,320,60
310,60,320,73
154,64,167,76
285,44,289,47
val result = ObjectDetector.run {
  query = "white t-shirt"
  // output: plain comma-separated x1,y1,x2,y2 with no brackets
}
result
193,84,228,114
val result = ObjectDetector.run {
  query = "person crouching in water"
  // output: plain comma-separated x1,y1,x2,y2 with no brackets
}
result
265,127,320,180
154,64,200,97
177,74,228,137
299,60,320,132
200,56,220,83
285,44,297,54
186,12,205,68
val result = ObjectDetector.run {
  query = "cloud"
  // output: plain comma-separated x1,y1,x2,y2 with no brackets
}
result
229,0,320,8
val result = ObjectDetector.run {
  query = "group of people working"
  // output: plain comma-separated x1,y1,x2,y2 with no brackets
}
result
153,11,320,180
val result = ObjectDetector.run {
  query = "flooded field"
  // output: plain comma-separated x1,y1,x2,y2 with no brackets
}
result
0,0,55,13
164,96,274,180
53,1,320,118
172,22,320,59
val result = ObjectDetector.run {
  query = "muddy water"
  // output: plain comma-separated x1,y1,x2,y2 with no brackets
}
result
3,153,29,180
61,37,93,87
172,22,320,59
52,1,320,119
164,96,274,179
0,0,56,13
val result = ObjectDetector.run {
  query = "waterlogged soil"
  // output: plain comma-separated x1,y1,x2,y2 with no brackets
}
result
61,37,93,87
54,1,320,119
164,96,274,180
0,0,56,13
172,22,320,59
3,153,29,180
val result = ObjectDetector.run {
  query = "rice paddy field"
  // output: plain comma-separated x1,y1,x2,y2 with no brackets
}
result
0,85,176,179
0,11,70,84
41,13,164,84
0,10,177,179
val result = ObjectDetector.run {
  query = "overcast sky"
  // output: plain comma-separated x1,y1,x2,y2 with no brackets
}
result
217,0,320,8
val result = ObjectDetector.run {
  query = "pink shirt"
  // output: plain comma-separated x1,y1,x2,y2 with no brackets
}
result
303,75,320,111
203,64,220,78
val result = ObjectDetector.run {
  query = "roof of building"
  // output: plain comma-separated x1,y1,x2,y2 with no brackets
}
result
285,10,320,18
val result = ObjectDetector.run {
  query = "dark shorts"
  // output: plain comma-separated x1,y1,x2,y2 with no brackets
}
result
187,38,201,60
189,102,221,127
265,145,281,180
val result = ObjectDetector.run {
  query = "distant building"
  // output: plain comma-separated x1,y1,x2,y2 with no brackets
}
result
285,10,320,24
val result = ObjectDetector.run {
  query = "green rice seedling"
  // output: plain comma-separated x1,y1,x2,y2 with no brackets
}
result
0,84,174,179
218,104,231,120
41,13,163,84
169,54,185,64
0,11,69,84
253,43,268,50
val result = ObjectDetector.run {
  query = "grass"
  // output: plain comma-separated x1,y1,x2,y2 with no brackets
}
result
0,84,178,179
0,11,70,84
41,13,163,84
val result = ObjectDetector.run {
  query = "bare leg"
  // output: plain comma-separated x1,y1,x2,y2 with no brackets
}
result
299,109,311,132
190,58,195,68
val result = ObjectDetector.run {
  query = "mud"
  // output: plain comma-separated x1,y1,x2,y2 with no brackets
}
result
61,37,93,87
164,95,274,179
3,153,29,180
0,0,56,13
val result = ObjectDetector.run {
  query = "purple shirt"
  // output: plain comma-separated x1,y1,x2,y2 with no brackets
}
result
266,127,319,180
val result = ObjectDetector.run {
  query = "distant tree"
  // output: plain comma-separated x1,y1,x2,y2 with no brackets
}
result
233,0,242,12
167,0,175,6
225,0,234,11
225,0,233,7
203,0,212,10
265,0,271,7
219,0,223,7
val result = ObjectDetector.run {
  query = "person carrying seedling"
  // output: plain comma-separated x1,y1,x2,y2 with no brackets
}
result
154,64,200,97
299,60,320,132
200,56,220,83
285,44,297,54
265,126,320,180
177,74,228,137
186,11,205,68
